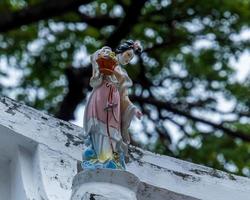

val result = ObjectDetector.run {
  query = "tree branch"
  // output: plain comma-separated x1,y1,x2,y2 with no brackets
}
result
105,0,147,49
78,14,121,28
0,0,92,33
130,95,250,142
58,12,121,28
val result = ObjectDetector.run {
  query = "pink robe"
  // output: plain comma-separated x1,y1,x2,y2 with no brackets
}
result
82,49,137,166
84,77,122,161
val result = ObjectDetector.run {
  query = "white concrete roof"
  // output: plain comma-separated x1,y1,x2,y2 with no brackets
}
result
0,96,250,200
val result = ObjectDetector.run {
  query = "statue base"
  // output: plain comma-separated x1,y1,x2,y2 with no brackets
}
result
71,169,140,200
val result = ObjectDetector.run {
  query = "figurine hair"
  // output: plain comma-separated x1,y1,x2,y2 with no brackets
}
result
115,40,142,55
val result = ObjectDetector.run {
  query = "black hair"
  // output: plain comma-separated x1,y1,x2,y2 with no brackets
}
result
115,40,142,55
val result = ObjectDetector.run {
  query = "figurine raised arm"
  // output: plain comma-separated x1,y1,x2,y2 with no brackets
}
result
82,40,142,170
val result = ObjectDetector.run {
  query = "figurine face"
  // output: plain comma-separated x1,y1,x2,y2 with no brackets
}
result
118,49,134,65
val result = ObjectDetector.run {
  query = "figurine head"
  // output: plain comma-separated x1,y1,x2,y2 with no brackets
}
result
115,40,142,65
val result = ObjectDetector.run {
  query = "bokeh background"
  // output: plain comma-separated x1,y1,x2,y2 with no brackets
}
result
1,0,250,176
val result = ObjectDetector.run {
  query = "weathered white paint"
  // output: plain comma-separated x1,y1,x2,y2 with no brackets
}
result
0,96,84,200
0,159,11,200
127,147,250,200
0,96,250,200
34,144,77,199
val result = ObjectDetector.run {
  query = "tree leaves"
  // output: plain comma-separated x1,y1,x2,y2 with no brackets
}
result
0,0,250,176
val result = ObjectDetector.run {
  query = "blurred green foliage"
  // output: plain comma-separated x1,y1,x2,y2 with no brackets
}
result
1,0,250,176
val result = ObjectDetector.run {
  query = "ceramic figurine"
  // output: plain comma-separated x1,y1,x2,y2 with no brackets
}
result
82,40,143,170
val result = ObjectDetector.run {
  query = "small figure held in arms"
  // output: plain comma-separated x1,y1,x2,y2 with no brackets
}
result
81,40,143,170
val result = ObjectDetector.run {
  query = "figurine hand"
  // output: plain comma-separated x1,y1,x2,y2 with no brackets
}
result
135,109,143,120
